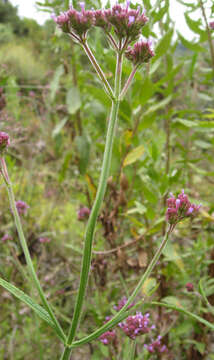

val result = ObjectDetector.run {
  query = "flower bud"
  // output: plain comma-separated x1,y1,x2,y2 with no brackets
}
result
125,40,154,65
0,132,10,153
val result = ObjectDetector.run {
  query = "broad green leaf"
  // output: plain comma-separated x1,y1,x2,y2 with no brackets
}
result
49,64,64,103
154,29,173,59
162,296,182,307
178,32,205,52
66,86,81,115
52,117,68,138
123,145,144,167
0,278,55,329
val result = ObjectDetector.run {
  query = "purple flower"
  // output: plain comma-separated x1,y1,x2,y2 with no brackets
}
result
16,201,29,215
118,312,154,339
125,39,155,65
186,282,194,292
77,206,90,221
113,296,134,311
99,329,117,345
166,190,201,226
1,234,12,242
209,21,214,30
144,336,168,354
0,132,10,153
39,237,51,244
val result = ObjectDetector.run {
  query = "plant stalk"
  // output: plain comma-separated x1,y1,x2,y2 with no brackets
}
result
60,52,123,360
81,41,115,100
0,157,66,343
67,228,172,349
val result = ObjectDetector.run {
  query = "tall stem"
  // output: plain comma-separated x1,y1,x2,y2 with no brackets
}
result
82,41,115,100
68,229,172,349
199,0,214,75
0,158,66,343
60,52,123,360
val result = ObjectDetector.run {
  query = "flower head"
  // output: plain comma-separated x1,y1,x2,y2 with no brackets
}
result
113,296,134,311
77,206,90,221
125,39,154,65
104,3,148,41
16,200,29,215
1,234,12,242
166,190,201,226
0,132,10,153
118,312,154,339
52,3,95,38
39,237,51,244
99,329,117,345
186,282,194,292
209,21,214,30
144,336,168,354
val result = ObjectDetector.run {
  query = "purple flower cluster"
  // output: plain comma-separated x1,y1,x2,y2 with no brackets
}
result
1,234,12,242
99,329,117,345
125,39,154,65
16,200,29,215
0,132,10,153
186,282,194,292
99,2,148,41
209,21,214,30
118,312,154,339
52,2,150,52
144,336,168,354
113,296,134,311
166,190,201,226
39,237,51,244
77,206,90,221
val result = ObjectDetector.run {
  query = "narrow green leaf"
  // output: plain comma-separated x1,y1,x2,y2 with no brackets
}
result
52,117,68,138
154,29,173,59
178,32,205,52
184,13,205,36
152,301,214,331
66,86,81,115
144,95,172,116
0,277,56,329
49,65,64,103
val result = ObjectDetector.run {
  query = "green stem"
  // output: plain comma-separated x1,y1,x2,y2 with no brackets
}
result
129,339,137,360
0,158,66,343
67,229,172,349
82,41,115,101
60,52,123,360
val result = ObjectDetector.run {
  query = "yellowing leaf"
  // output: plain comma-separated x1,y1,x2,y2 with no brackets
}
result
200,210,214,222
142,277,157,296
85,174,96,199
123,145,144,167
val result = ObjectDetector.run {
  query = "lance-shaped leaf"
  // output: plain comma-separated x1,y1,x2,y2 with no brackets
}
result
0,278,58,332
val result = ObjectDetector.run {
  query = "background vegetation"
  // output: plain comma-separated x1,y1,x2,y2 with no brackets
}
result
0,0,214,358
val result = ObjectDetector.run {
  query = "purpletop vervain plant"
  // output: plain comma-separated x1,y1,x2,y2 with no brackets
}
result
0,131,10,153
0,2,206,359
